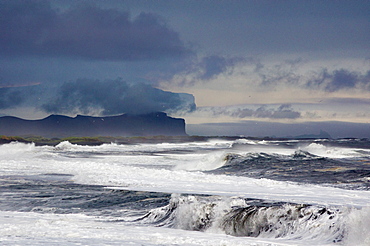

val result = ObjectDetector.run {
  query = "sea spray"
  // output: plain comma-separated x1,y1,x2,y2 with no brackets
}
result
343,206,370,246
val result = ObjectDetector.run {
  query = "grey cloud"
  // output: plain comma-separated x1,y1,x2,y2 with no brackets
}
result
259,59,303,87
43,79,196,115
159,0,370,56
325,69,358,92
255,60,370,93
307,69,370,92
0,85,41,109
0,79,196,116
229,108,254,118
362,70,370,91
201,104,301,120
197,55,246,80
0,1,190,61
174,55,249,86
253,104,301,119
0,88,24,109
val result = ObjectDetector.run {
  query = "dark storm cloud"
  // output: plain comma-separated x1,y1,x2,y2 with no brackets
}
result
146,0,370,55
0,0,190,61
0,85,41,109
307,69,370,92
0,79,196,116
0,88,23,109
201,104,301,120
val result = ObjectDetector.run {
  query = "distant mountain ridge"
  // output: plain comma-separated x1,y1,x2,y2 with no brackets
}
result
0,112,186,138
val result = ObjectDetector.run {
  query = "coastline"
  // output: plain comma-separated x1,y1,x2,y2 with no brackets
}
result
0,135,211,146
1,134,367,147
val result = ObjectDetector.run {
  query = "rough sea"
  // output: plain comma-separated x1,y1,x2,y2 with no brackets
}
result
1,138,370,245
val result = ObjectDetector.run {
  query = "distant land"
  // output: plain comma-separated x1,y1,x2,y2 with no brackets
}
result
0,112,186,138
287,130,332,139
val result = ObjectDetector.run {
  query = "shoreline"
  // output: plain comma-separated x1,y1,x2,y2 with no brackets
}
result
1,135,366,147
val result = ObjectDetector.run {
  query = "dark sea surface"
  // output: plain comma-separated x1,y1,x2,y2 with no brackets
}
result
0,138,369,245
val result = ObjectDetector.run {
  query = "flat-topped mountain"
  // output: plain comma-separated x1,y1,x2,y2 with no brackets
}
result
0,112,186,138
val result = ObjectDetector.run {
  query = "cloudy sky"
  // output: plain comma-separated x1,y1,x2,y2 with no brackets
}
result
1,0,369,138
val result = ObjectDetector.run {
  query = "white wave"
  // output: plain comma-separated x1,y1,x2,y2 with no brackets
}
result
300,143,368,158
233,139,273,145
172,151,227,171
344,207,370,246
233,139,259,145
0,210,308,246
232,139,370,159
142,194,346,243
137,194,370,245
0,142,36,157
1,139,370,245
1,141,370,207
54,141,127,153
54,140,79,150
52,139,233,153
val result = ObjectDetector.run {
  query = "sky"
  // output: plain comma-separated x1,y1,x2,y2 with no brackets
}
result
1,0,370,138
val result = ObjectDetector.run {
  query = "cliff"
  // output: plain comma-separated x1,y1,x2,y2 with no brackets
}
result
0,112,187,138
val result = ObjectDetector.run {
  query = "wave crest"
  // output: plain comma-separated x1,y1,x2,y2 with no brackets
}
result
136,194,347,243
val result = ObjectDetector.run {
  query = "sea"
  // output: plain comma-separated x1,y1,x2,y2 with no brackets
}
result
1,138,370,246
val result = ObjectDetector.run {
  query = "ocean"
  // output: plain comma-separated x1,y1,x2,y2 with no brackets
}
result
0,138,369,245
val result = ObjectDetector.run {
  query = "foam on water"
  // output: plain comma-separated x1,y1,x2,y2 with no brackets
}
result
0,142,37,158
300,143,365,159
1,141,370,206
344,207,370,245
1,139,370,245
138,194,346,243
172,151,227,171
0,210,313,246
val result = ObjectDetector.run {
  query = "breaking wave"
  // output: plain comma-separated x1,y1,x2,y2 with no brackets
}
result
135,194,370,244
213,149,370,190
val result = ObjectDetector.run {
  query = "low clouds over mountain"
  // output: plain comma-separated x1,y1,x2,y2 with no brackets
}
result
0,79,196,116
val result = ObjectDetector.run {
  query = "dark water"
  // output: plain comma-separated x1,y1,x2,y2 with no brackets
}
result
0,174,169,217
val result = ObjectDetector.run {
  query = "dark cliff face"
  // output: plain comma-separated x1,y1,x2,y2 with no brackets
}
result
0,112,187,138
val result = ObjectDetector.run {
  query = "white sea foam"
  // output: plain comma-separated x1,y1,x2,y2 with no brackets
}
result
298,142,370,159
0,142,37,158
1,201,367,246
0,210,310,246
1,142,370,207
1,140,370,245
143,194,346,243
344,207,370,246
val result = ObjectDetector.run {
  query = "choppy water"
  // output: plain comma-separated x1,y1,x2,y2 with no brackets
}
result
0,138,370,245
